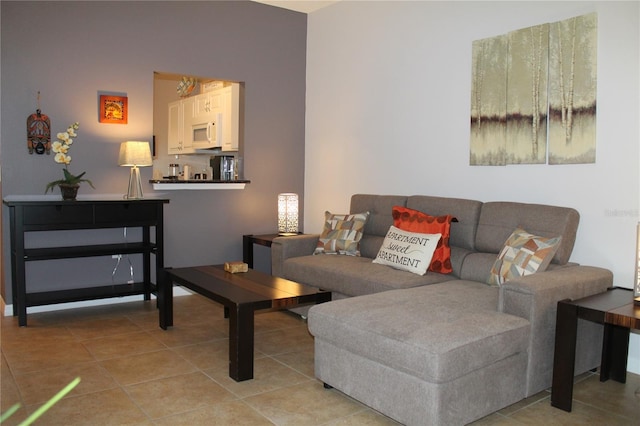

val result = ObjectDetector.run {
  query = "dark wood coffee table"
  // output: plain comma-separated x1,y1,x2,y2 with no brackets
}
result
158,265,331,381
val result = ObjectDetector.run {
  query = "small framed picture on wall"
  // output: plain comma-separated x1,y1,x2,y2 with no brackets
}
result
99,94,128,124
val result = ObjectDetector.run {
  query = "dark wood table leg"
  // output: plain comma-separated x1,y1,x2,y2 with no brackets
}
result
242,235,254,269
158,269,173,330
228,303,255,381
600,323,629,383
551,300,579,412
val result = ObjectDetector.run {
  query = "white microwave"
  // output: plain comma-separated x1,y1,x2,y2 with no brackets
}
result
192,113,222,149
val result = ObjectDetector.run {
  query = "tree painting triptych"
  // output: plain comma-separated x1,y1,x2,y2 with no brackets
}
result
470,13,597,166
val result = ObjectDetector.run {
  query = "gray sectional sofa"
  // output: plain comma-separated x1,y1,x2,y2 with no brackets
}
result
271,194,613,425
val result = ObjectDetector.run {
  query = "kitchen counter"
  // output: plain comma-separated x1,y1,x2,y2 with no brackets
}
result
150,179,250,190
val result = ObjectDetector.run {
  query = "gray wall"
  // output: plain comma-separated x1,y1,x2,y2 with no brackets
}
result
1,1,307,300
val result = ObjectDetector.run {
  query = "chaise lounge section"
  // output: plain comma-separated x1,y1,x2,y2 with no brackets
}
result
272,194,613,425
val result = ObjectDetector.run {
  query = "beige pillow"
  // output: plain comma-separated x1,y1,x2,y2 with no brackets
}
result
487,228,562,286
314,211,370,256
373,226,441,276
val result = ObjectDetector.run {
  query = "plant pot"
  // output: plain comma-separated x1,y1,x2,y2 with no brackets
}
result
59,183,80,201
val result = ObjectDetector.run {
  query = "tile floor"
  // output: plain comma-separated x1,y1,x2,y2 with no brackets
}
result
1,293,639,425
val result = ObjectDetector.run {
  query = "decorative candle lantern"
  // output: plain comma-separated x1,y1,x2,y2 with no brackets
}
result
278,193,299,236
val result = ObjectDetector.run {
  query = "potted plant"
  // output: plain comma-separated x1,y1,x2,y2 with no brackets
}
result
44,122,94,200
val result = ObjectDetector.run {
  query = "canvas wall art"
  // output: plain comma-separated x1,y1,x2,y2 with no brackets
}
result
548,13,598,164
470,34,508,166
469,13,597,166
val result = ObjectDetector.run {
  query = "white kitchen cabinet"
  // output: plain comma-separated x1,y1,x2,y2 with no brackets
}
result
221,84,240,152
167,98,195,154
193,91,222,123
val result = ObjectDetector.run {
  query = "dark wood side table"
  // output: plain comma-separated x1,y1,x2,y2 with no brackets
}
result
242,233,304,269
551,287,640,412
242,234,280,268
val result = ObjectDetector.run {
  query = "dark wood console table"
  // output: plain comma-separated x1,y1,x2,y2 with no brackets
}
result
3,197,169,326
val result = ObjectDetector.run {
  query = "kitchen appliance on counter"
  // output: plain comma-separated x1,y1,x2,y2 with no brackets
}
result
211,155,235,180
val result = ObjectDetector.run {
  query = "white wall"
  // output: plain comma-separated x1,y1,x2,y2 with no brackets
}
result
306,1,639,372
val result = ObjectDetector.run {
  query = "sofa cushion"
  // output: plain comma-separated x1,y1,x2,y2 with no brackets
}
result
406,195,483,252
314,211,369,256
308,281,530,383
350,194,408,258
373,226,441,275
392,206,455,274
475,202,578,265
283,254,455,296
487,228,562,286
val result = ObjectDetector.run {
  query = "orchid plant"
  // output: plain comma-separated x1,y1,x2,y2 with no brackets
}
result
45,122,95,193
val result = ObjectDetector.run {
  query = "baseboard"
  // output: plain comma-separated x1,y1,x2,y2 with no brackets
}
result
3,286,194,317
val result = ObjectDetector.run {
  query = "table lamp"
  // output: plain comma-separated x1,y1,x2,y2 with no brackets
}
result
278,193,299,235
118,141,152,199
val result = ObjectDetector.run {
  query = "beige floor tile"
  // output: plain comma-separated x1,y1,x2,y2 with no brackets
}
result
147,321,227,347
12,362,117,406
65,316,142,340
245,381,365,425
171,339,232,371
24,387,149,425
153,400,274,425
126,371,236,419
204,356,311,398
4,295,640,426
325,408,403,425
254,310,307,333
254,325,315,356
272,347,316,378
571,372,640,421
100,349,195,386
508,398,634,425
2,340,94,375
82,330,166,360
0,323,77,351
0,353,22,414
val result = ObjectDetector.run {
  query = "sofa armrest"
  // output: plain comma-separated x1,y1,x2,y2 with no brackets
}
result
499,265,613,319
499,265,613,395
271,234,320,277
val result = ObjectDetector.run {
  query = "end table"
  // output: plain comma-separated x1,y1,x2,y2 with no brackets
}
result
551,287,640,412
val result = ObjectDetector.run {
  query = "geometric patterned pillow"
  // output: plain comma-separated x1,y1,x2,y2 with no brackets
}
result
314,211,370,256
392,206,456,274
487,228,562,286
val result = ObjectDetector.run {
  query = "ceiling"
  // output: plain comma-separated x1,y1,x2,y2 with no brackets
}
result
252,1,339,14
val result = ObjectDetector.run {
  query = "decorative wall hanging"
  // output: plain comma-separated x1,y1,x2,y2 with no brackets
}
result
548,13,597,164
470,35,508,166
99,94,128,124
26,91,51,155
470,13,597,166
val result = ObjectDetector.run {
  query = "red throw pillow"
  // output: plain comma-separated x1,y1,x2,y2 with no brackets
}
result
392,206,455,274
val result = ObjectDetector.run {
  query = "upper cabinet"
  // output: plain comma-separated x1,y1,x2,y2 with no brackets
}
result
167,82,240,154
221,84,240,152
168,98,195,154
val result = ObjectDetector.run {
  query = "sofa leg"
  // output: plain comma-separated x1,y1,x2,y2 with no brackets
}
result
323,383,333,389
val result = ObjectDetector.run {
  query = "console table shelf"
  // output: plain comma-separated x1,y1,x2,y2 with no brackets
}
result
3,197,169,326
24,242,157,261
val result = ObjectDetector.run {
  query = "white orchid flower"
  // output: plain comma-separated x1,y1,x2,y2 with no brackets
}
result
54,153,71,165
52,141,69,153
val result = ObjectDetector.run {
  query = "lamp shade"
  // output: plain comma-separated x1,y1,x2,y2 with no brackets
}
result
118,141,152,167
278,193,299,235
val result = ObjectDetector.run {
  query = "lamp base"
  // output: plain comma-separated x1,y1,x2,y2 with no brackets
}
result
278,232,299,237
125,166,144,199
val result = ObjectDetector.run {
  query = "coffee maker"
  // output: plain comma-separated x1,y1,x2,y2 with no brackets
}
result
210,155,235,180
